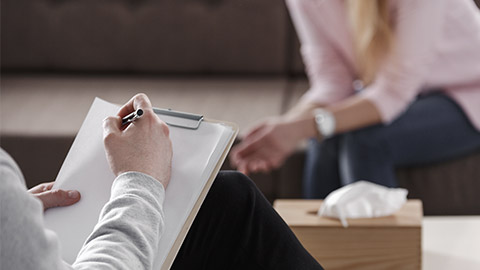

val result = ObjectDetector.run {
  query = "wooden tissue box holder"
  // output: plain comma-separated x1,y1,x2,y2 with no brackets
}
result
273,199,422,270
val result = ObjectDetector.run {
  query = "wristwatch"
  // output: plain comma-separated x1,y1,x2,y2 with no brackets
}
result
314,108,336,139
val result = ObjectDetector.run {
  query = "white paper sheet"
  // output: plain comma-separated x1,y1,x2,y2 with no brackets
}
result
44,98,234,269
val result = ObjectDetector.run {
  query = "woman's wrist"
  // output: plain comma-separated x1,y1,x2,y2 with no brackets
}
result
282,110,321,140
284,101,325,140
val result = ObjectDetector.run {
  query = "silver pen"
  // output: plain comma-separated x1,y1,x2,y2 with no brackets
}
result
121,109,144,126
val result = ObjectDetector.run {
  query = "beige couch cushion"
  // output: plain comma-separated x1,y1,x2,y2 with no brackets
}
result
1,74,286,136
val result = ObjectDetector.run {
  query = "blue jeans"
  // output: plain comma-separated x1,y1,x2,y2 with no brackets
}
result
303,92,480,199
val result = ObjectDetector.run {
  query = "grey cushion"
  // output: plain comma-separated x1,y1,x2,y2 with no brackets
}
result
1,0,289,74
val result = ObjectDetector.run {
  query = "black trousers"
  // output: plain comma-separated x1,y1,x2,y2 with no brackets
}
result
171,171,323,270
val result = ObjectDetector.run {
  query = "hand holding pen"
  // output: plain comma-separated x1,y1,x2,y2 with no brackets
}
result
103,93,173,188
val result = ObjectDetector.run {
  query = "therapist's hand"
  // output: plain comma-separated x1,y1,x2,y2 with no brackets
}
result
28,181,81,211
103,93,173,189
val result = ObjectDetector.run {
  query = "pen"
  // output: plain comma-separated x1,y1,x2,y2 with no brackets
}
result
121,109,144,126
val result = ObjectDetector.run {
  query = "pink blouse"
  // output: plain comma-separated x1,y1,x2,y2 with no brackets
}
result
287,0,480,130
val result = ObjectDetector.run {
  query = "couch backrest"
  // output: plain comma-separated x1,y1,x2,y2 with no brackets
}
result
1,0,294,75
2,0,479,75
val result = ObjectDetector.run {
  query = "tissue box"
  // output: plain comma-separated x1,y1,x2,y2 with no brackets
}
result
273,199,422,270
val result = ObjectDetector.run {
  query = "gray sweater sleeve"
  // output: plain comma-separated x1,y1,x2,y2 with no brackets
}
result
73,172,166,270
0,149,166,270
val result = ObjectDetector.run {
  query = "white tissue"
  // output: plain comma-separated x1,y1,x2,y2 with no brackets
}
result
318,181,408,228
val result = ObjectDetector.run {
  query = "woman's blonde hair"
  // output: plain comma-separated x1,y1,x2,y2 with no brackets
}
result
347,0,394,85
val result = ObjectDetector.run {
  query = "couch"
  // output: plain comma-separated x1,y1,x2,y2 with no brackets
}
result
2,0,480,215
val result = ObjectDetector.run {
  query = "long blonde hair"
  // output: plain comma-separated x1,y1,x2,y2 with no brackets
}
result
347,0,394,85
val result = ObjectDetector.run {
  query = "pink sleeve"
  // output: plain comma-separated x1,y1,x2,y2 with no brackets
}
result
360,0,448,124
286,0,354,105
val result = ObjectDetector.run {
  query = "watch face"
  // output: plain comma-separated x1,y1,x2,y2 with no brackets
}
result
315,114,326,124
314,109,335,138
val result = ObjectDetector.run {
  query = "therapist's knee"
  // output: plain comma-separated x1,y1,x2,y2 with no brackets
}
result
210,171,259,206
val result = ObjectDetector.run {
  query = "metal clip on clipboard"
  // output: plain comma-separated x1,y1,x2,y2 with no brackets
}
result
154,108,204,130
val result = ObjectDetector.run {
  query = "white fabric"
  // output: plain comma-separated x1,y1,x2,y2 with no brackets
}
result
318,181,408,228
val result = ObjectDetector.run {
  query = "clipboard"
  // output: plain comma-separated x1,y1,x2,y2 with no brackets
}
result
154,108,238,270
43,98,238,269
